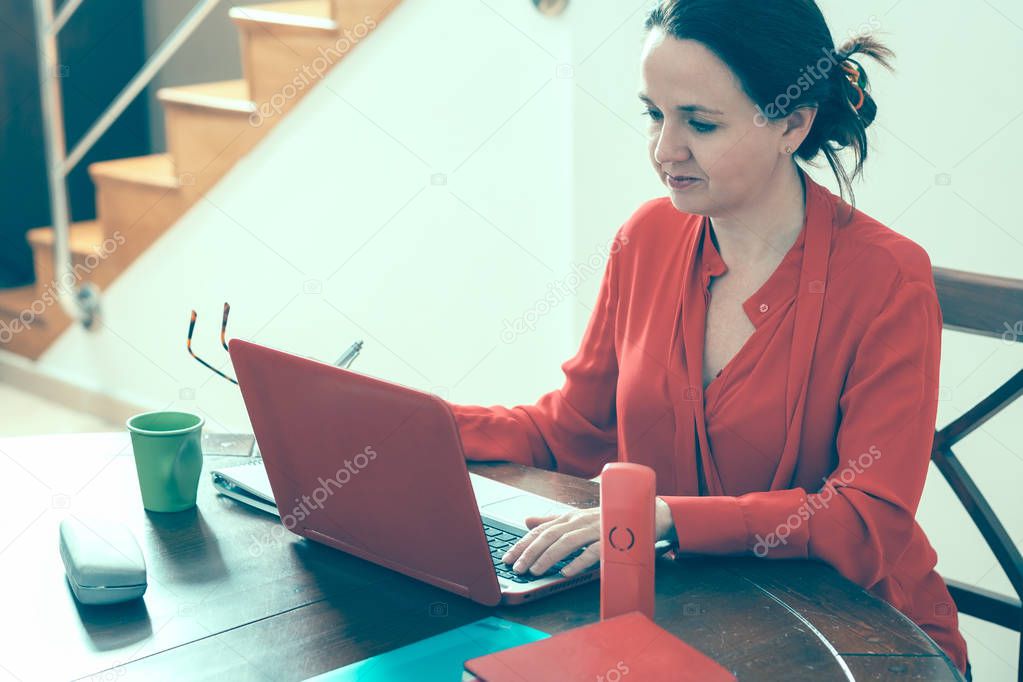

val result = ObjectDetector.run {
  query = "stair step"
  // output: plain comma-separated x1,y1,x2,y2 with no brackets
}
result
231,1,341,107
332,0,400,27
0,280,65,358
0,285,39,319
26,221,122,296
159,80,264,186
157,79,255,114
89,153,180,189
1,221,107,358
229,1,336,32
89,154,187,242
230,0,395,109
26,220,104,254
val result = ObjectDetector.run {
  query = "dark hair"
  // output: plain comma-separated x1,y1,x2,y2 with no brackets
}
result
644,0,894,213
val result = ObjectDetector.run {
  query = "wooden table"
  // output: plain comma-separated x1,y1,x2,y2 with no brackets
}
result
0,433,963,681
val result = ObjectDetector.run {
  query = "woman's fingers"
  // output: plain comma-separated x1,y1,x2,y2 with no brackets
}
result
527,527,598,576
559,540,601,577
501,514,561,566
510,522,566,574
502,511,600,575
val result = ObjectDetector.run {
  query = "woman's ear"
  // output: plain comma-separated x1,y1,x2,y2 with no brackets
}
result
781,106,818,153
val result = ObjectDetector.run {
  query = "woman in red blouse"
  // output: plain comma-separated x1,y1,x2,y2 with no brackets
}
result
450,0,970,677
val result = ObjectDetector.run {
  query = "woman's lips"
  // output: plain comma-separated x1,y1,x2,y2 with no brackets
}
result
666,174,702,190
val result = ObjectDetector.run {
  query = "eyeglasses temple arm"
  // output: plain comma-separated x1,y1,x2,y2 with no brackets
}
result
188,309,239,385
221,302,230,351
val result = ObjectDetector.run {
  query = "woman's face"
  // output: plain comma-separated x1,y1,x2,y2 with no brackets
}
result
639,29,807,215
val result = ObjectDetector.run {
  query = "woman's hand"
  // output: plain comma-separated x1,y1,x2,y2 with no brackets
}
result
501,498,677,578
502,508,601,578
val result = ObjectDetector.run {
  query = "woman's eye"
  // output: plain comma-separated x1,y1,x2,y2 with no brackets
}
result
641,109,716,133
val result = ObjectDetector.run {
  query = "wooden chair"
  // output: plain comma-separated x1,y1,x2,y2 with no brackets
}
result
931,266,1023,681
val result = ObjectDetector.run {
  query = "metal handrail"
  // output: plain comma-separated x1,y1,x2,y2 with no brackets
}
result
32,0,223,328
51,0,86,35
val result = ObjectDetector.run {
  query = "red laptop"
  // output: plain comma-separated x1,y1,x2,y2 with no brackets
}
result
228,338,601,606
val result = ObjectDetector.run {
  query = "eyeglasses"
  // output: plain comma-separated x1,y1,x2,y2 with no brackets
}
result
187,302,238,385
187,302,364,386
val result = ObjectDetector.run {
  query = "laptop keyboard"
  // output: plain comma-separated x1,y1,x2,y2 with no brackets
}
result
484,522,586,584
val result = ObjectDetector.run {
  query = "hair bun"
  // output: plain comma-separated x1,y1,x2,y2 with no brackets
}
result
830,35,893,135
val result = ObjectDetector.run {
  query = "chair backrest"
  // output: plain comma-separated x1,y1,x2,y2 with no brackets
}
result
930,266,1023,680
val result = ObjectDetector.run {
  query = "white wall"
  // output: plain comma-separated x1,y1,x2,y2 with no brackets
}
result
28,0,1023,678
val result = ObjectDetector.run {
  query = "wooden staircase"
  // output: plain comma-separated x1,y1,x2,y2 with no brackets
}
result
0,0,399,360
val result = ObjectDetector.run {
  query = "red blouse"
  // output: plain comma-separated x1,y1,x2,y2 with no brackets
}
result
449,167,968,674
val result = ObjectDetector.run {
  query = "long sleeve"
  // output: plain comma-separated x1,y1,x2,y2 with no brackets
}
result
449,230,625,479
661,276,943,589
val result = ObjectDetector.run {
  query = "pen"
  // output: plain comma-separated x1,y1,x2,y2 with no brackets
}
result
335,340,363,369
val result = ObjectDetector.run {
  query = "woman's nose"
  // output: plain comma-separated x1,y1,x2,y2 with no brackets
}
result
654,129,692,165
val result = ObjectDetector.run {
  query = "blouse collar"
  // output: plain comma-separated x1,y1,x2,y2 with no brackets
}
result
697,167,834,327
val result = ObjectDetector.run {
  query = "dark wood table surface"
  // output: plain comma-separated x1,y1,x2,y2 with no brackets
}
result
0,433,963,681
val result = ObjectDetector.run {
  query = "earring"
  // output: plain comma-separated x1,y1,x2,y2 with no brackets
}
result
784,146,793,154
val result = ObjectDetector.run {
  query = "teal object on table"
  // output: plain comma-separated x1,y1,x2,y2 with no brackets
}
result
304,617,549,681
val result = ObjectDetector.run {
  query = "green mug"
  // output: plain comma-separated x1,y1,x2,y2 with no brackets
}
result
126,411,205,512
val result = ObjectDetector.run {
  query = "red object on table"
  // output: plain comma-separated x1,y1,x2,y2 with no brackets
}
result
464,611,736,682
600,462,656,621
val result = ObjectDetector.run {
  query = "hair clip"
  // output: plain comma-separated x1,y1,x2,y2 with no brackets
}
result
840,61,865,112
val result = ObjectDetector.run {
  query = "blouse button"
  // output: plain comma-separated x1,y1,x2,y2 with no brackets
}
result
759,303,769,313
